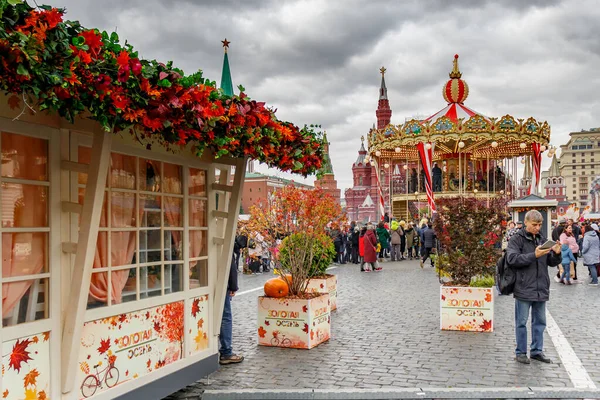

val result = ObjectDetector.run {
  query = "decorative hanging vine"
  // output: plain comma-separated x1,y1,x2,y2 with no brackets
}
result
0,1,324,176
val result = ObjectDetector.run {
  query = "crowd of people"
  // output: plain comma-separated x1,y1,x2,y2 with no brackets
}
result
503,216,600,286
326,213,437,272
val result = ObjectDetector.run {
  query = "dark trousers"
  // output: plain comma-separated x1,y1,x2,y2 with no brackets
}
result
351,247,359,263
422,247,434,266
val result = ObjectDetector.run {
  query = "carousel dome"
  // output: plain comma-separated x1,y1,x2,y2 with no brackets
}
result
442,54,469,104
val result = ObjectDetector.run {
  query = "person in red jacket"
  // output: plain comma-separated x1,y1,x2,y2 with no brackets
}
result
359,226,367,271
364,223,381,272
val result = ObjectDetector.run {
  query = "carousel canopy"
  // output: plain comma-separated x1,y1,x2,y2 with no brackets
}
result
368,54,551,162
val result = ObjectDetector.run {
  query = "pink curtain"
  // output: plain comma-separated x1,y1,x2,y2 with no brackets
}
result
86,153,138,304
163,163,182,255
1,134,48,317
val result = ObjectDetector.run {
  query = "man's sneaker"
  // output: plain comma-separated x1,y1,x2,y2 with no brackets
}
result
219,354,244,365
375,267,383,272
516,354,530,364
420,260,424,268
590,283,599,286
530,353,552,363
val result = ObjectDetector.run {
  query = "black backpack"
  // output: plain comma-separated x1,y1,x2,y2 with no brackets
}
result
496,252,516,295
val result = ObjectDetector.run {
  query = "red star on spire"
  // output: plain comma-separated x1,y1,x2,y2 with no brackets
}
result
221,38,230,49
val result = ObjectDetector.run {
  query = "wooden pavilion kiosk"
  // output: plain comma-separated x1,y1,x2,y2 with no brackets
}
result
0,3,323,400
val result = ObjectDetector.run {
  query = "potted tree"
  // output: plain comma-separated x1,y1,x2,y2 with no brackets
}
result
255,185,344,349
433,196,507,332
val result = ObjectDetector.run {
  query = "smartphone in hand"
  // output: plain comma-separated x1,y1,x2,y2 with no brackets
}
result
540,240,557,250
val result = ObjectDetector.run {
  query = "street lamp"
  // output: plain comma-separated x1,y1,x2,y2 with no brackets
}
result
414,191,419,219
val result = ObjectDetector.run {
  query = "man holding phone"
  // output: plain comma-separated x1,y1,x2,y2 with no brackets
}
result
506,210,562,365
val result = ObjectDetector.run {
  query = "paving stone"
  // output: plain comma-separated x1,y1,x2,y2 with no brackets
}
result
166,259,600,399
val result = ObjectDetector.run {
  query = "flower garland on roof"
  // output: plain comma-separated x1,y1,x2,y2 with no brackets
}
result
0,1,323,176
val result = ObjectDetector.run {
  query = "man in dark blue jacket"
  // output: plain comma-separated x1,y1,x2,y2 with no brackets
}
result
506,210,561,365
219,247,244,365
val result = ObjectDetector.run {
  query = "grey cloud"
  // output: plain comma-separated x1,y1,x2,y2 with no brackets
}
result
38,0,600,194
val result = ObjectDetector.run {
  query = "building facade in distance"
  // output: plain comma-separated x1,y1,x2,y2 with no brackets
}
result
558,127,600,207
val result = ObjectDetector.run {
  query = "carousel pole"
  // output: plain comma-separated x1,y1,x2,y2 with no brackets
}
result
487,153,490,207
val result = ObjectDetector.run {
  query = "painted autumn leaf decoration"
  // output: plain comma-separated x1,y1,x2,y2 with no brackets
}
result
24,369,40,387
302,323,309,333
191,298,201,318
146,359,151,368
258,326,267,338
479,319,492,331
97,337,111,355
264,320,270,326
32,336,39,344
9,338,32,373
302,305,308,313
197,318,204,328
3,389,8,398
24,388,36,400
42,332,50,342
485,292,492,303
38,390,47,400
441,294,446,301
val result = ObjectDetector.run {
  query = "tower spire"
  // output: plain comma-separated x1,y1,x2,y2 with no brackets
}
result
549,154,560,177
379,66,388,100
220,38,234,96
375,66,392,129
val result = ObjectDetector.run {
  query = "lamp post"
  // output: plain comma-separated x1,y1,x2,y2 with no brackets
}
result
415,191,419,220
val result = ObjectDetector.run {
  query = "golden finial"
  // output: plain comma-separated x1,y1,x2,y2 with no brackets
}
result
379,66,386,77
221,38,230,53
449,54,462,79
361,135,365,142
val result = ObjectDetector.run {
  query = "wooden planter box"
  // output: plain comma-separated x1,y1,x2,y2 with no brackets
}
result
440,286,494,332
306,274,338,311
257,294,330,349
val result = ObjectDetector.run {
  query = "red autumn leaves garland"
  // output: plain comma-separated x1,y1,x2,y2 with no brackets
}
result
0,2,324,176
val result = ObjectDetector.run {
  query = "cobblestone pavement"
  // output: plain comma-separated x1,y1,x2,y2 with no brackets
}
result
166,259,600,399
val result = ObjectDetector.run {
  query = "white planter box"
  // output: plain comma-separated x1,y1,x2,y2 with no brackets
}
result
305,274,337,311
440,286,494,332
257,294,330,349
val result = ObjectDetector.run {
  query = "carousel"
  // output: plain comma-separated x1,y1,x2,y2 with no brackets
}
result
367,54,555,219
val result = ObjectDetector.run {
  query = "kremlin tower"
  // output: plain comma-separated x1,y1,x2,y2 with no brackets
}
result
314,132,341,203
345,67,392,222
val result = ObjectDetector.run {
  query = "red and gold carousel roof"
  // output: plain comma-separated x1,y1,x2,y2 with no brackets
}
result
368,54,551,161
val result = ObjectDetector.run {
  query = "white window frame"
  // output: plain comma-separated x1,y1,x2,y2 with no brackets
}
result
66,132,215,324
0,120,61,344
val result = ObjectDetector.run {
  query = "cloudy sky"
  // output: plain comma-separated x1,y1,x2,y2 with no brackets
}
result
43,0,600,193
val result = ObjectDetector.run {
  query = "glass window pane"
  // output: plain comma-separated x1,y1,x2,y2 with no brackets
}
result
140,265,162,299
189,199,207,227
164,197,182,227
78,146,109,186
164,231,182,261
189,260,208,289
110,153,136,189
189,168,206,196
95,232,108,268
163,163,182,194
2,278,49,326
79,188,107,227
111,231,137,267
1,132,48,181
139,230,161,263
1,184,48,228
189,230,207,258
111,192,136,228
165,264,183,294
88,273,108,309
117,268,137,304
2,232,48,275
139,159,161,192
140,195,161,227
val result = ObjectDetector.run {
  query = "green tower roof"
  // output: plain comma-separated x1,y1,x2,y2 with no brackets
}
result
317,132,334,176
220,39,234,96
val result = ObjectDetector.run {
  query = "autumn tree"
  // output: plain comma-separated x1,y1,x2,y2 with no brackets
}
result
248,185,345,295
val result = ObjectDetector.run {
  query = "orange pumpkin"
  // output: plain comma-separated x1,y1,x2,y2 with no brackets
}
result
264,278,289,298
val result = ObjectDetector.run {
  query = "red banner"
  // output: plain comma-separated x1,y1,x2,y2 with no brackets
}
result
417,142,436,213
